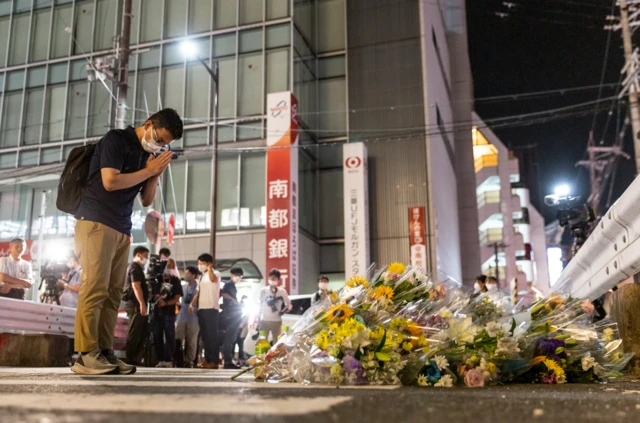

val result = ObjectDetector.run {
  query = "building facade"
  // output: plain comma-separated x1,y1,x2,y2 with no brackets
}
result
0,0,479,295
472,112,549,296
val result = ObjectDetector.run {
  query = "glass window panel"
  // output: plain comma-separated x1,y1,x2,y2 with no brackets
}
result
189,0,211,34
218,123,234,142
319,169,343,238
318,0,345,53
48,62,68,84
240,0,262,25
14,0,32,13
43,85,66,142
186,36,211,63
162,42,185,66
0,92,23,148
9,13,30,66
27,67,47,88
164,160,186,231
299,153,317,234
162,65,184,116
0,185,30,241
0,74,3,93
240,153,265,228
266,0,289,20
185,63,209,120
238,53,262,116
318,143,343,168
30,9,51,63
130,0,140,45
63,144,80,160
165,0,186,39
215,155,238,229
212,33,236,57
186,160,212,232
73,2,95,54
320,244,345,273
139,47,160,69
294,54,316,129
41,147,60,164
135,69,159,125
140,0,162,42
0,153,16,169
70,59,87,81
239,29,262,54
88,83,111,136
0,17,9,67
7,70,25,90
94,0,118,51
184,128,207,147
23,88,45,145
0,2,10,16
266,48,288,94
52,5,72,58
217,56,236,119
266,24,290,49
19,150,39,167
319,56,345,79
294,0,314,52
214,0,237,29
237,121,262,141
65,81,88,139
318,78,346,137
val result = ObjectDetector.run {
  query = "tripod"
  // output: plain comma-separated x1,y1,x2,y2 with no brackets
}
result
39,277,60,305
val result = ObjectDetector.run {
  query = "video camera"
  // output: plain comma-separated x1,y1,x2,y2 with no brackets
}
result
154,147,183,160
544,194,596,255
145,255,174,310
39,260,70,305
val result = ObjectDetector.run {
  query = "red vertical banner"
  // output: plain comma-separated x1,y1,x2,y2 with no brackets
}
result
167,213,175,245
409,207,427,271
266,92,299,295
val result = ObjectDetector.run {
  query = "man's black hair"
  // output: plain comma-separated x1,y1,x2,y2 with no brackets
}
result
475,275,487,283
198,253,213,264
230,267,244,277
185,266,200,276
159,248,171,257
133,246,149,257
269,269,281,279
318,275,329,282
148,108,184,140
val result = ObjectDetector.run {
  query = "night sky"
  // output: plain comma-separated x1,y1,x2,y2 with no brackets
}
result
467,0,636,222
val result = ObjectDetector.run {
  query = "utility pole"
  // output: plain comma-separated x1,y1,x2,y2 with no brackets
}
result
115,0,132,130
487,242,507,287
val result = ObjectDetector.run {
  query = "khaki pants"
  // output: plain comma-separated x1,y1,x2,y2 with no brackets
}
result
74,220,130,353
176,319,200,364
259,320,282,343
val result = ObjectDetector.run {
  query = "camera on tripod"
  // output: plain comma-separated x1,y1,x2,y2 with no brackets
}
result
146,255,173,309
544,193,596,255
39,260,70,305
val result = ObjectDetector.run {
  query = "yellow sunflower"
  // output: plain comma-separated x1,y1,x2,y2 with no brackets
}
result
324,303,354,323
345,276,369,289
372,286,394,301
387,262,406,275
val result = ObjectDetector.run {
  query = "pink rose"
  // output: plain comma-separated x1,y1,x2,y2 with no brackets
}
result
464,368,485,388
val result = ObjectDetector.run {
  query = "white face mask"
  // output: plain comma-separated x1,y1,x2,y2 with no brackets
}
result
140,257,148,267
198,264,208,274
474,282,482,293
487,284,498,292
231,276,241,283
319,282,329,290
142,127,163,153
269,280,278,287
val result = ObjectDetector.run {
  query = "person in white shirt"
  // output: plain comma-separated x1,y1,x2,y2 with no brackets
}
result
0,238,34,300
57,254,83,308
258,269,292,343
189,253,221,369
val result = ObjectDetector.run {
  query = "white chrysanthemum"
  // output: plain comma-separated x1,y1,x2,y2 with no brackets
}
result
556,374,567,384
485,322,501,338
417,374,429,387
496,337,520,355
434,355,449,370
434,374,453,388
582,355,596,371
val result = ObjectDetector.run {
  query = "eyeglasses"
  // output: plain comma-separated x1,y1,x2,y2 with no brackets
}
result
151,125,173,147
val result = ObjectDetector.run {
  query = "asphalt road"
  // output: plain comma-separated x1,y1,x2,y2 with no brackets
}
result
1,368,640,423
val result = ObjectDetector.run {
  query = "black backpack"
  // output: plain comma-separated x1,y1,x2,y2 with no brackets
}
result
56,129,128,215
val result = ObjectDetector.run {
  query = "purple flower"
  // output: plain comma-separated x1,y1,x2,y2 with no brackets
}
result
542,373,557,384
342,355,368,385
536,338,566,357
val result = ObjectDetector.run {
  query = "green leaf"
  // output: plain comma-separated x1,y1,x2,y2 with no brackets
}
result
554,334,570,341
555,347,565,354
376,352,392,362
376,330,387,353
510,318,516,337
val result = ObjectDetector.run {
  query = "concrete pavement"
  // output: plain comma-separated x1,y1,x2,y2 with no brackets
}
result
1,367,640,422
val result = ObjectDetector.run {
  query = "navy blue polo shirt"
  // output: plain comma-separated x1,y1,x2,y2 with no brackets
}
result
75,126,149,236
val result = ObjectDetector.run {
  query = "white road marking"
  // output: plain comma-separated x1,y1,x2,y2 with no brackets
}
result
0,393,352,415
0,378,401,390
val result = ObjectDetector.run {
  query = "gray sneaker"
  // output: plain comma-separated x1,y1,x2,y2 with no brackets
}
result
103,350,137,375
71,350,119,375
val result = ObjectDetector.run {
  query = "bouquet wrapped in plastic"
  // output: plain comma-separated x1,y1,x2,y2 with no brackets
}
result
244,263,634,388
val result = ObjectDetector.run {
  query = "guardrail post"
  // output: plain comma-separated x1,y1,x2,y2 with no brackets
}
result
611,280,640,377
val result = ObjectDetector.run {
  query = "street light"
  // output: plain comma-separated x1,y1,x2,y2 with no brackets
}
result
181,40,220,262
554,184,571,197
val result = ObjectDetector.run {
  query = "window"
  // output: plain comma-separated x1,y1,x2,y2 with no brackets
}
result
266,0,289,20
318,79,346,138
0,153,16,169
19,150,39,167
240,153,265,228
318,0,345,53
66,82,89,139
186,160,212,232
319,169,344,238
140,0,162,42
0,16,9,67
214,0,237,29
164,161,186,232
1,92,23,148
52,5,72,58
135,69,159,125
94,0,118,51
0,186,29,240
162,65,185,117
43,85,66,142
240,0,263,25
9,13,30,65
185,63,209,119
320,244,345,273
216,155,239,229
30,9,51,62
165,0,187,39
189,0,212,34
88,83,112,136
294,0,315,51
41,147,61,164
73,2,95,55
183,128,207,148
238,53,263,116
23,89,45,145
299,152,317,235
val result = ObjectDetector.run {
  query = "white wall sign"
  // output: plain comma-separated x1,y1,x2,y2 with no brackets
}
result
343,143,370,279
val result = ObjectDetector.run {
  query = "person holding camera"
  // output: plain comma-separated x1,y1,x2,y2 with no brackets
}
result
0,238,33,300
189,253,221,369
72,108,183,375
57,254,83,308
151,267,183,368
176,266,200,368
258,269,292,343
221,267,244,369
122,247,150,366
312,275,332,305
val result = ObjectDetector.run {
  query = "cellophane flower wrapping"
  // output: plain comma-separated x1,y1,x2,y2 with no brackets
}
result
248,263,634,387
